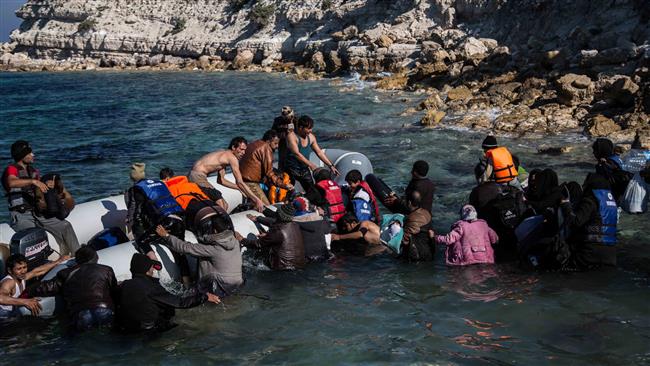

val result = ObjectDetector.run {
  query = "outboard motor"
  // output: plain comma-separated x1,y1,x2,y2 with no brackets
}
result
87,227,130,251
309,149,373,186
10,227,53,270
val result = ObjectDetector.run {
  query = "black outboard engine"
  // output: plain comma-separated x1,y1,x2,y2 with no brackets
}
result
10,227,53,270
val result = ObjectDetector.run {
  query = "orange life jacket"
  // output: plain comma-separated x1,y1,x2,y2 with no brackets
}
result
486,147,518,183
164,176,210,210
316,179,346,222
268,173,291,204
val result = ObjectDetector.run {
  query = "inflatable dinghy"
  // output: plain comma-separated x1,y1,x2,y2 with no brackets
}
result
0,149,372,317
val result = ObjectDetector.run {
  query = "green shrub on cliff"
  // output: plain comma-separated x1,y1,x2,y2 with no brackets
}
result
322,0,333,10
77,19,97,33
250,3,275,27
163,17,187,37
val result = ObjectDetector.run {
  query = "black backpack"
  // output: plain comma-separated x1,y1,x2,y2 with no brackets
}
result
491,186,527,229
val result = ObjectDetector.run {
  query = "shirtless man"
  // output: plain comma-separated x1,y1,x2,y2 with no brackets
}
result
0,253,70,317
331,213,386,256
189,136,265,212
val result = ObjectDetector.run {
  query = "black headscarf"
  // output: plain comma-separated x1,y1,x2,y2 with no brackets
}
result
526,169,561,213
592,138,614,160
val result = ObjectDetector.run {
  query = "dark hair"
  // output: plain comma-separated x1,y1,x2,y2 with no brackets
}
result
412,160,429,177
262,130,278,142
345,169,362,184
159,167,174,180
407,190,422,208
313,167,332,183
196,214,232,238
229,136,247,150
336,213,359,233
297,115,314,129
75,246,98,264
6,254,27,273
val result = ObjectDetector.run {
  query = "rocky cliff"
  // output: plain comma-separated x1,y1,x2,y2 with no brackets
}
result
1,0,649,142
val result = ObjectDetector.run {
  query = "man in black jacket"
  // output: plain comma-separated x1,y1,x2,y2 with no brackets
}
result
117,253,220,333
382,160,436,214
28,246,118,331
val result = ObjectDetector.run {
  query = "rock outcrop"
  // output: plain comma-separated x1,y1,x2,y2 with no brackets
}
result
0,0,648,140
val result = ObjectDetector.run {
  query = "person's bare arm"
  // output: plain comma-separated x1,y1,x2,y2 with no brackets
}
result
287,133,317,170
0,280,41,315
216,167,240,190
311,135,339,176
331,231,364,241
6,174,48,192
230,157,264,211
61,189,75,211
25,255,70,281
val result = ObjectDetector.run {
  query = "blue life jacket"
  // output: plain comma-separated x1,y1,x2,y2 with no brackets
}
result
135,179,184,218
352,199,373,222
586,189,617,246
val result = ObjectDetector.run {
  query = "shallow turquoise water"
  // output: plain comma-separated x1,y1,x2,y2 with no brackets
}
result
0,71,648,365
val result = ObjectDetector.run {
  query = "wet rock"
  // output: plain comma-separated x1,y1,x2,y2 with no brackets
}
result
585,114,621,137
555,73,594,106
197,55,210,69
487,82,521,104
400,107,419,116
446,86,472,101
413,62,447,79
613,112,648,130
456,113,492,129
592,47,635,66
421,41,450,63
310,51,326,72
420,109,446,126
417,91,445,111
326,50,342,73
233,49,254,70
537,145,574,155
376,73,408,90
604,76,639,108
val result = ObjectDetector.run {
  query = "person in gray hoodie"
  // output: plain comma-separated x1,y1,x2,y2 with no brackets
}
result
155,205,244,297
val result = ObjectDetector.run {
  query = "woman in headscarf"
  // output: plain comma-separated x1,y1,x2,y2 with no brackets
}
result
432,204,498,266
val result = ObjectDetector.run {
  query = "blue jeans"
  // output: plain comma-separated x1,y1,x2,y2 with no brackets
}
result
73,307,114,331
0,307,20,319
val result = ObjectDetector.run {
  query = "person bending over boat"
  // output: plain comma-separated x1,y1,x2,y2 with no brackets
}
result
247,198,331,262
27,246,118,331
240,204,306,270
240,130,294,205
285,116,340,194
379,160,436,215
401,191,434,262
116,253,221,333
125,163,191,285
331,213,386,256
2,140,80,256
189,137,265,212
160,167,228,214
0,253,70,318
155,205,244,297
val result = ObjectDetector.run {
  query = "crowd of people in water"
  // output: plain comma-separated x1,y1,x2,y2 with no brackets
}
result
1,105,649,334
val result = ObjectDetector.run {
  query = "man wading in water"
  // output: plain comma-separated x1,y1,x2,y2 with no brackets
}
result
189,137,265,212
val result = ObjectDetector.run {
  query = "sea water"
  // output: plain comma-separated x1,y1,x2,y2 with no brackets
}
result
0,71,648,365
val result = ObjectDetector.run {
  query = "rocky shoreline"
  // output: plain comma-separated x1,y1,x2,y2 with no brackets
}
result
1,0,649,144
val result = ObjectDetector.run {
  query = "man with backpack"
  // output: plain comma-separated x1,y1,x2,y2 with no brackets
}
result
593,138,633,203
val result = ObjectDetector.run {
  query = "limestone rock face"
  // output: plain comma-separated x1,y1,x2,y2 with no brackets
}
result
585,114,621,137
555,74,594,106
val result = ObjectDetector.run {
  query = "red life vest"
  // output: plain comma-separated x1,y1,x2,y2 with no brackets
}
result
359,181,381,224
316,179,345,222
